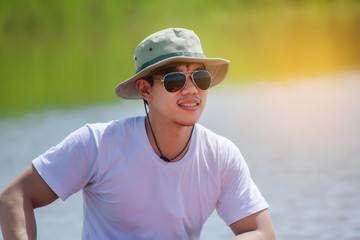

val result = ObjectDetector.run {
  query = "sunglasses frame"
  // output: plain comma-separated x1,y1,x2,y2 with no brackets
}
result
159,70,212,93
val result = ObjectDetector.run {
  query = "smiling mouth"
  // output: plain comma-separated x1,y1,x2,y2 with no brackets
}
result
177,97,201,108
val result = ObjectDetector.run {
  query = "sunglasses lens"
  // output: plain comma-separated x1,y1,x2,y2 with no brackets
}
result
163,73,186,92
193,71,211,90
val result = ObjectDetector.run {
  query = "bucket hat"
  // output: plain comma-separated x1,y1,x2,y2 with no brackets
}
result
115,28,230,99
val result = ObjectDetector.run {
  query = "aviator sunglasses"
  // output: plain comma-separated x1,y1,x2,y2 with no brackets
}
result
157,70,212,93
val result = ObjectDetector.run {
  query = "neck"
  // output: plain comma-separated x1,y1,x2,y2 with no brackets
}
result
144,107,194,162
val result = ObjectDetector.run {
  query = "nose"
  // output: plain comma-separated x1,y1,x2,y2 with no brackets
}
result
180,74,198,95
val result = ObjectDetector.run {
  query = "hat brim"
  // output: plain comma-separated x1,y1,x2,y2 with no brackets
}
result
115,56,230,99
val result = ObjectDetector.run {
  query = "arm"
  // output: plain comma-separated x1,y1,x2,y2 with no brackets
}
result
0,165,58,240
229,209,276,240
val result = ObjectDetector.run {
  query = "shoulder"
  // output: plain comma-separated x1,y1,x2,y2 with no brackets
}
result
194,123,243,170
84,116,144,139
59,116,145,150
195,123,239,153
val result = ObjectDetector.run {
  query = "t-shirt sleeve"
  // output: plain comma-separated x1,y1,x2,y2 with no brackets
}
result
216,140,269,226
32,125,98,201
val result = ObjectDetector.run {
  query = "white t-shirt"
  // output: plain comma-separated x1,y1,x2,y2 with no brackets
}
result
33,116,268,240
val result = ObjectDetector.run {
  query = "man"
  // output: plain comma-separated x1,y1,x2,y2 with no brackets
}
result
0,28,276,239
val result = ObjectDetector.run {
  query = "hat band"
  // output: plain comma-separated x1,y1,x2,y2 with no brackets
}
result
136,52,205,74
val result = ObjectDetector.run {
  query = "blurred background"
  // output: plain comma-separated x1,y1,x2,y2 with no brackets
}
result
0,0,359,117
1,0,360,239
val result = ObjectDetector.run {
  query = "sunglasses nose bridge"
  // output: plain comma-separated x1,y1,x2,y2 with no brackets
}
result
181,72,198,92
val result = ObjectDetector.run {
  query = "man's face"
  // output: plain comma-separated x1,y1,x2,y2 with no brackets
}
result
148,63,208,127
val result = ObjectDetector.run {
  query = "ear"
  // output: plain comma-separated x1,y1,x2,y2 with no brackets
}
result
136,79,152,101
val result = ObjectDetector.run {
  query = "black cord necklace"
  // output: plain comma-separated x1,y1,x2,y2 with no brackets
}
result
144,100,194,162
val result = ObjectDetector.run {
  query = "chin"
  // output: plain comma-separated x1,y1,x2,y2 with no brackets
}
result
172,109,203,127
178,122,196,127
174,118,199,127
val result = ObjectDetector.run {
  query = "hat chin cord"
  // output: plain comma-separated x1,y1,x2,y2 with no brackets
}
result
143,100,194,162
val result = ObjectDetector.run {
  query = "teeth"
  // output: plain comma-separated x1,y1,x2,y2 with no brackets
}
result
181,103,197,107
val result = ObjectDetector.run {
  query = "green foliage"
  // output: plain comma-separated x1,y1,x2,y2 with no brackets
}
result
0,0,359,117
